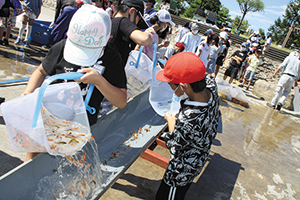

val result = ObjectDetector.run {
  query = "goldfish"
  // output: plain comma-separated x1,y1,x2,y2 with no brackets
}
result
64,154,74,162
83,154,86,162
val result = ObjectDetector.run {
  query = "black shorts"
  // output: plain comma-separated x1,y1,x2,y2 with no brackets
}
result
216,55,225,66
224,64,239,79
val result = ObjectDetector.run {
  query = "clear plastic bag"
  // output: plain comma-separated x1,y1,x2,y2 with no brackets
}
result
231,86,249,103
215,76,232,100
1,72,92,156
149,43,174,116
125,47,153,84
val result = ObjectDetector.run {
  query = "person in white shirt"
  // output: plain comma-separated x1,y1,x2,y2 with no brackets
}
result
163,42,185,60
174,22,190,43
180,22,201,53
263,34,272,57
206,34,220,75
267,51,300,111
215,31,228,77
196,34,212,68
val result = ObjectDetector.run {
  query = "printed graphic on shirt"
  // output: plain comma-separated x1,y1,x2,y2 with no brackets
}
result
163,75,220,187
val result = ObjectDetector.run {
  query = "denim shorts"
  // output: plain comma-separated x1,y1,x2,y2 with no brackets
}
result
206,59,216,74
244,70,256,81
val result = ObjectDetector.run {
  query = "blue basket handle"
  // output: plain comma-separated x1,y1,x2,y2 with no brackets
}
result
32,72,86,128
135,46,144,69
152,42,157,67
84,84,96,115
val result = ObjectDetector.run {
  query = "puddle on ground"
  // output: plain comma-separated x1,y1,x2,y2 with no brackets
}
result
217,95,300,199
0,37,48,82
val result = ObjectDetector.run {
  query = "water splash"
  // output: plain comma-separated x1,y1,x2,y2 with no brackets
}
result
35,139,103,200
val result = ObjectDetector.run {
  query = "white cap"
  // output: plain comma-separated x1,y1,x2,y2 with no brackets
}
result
157,10,175,26
64,5,111,66
219,31,228,40
289,51,299,58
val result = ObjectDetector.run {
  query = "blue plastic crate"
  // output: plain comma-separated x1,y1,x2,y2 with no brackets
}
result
30,20,52,45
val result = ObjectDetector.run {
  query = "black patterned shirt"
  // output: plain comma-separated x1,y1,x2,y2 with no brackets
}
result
163,75,220,187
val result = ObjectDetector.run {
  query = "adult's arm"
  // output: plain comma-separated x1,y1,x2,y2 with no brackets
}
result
272,68,281,79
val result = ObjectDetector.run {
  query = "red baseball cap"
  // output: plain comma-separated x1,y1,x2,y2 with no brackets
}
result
175,42,185,51
156,52,206,84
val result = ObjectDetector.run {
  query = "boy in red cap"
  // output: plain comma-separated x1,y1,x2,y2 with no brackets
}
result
155,52,220,200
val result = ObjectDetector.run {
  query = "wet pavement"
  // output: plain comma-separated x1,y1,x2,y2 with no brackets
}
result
99,95,300,200
0,5,300,200
0,29,48,82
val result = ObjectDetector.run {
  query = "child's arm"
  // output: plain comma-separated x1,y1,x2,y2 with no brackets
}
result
164,112,176,132
196,43,203,57
22,64,48,96
76,68,127,109
196,48,202,57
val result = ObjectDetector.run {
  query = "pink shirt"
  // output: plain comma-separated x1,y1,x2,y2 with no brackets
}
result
143,27,159,60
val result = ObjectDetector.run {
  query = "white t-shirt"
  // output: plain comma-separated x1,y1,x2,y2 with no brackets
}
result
197,42,210,68
164,44,175,60
209,45,219,60
175,27,190,43
180,32,201,53
217,43,225,55
265,38,272,46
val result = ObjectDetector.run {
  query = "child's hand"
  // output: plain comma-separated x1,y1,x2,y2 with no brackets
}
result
164,112,176,122
75,68,100,85
164,112,177,132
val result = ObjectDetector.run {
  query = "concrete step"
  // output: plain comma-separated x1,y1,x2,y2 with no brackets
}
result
171,14,289,63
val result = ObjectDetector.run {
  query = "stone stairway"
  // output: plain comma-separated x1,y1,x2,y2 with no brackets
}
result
171,14,289,63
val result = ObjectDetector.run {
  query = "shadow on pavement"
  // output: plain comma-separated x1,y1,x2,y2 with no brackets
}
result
185,153,243,200
111,173,158,200
111,153,242,200
0,45,46,66
0,150,23,177
0,116,5,125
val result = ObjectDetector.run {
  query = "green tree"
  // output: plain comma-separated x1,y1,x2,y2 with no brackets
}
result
259,28,265,37
236,0,264,30
231,15,250,31
217,5,233,28
268,0,300,47
182,0,222,19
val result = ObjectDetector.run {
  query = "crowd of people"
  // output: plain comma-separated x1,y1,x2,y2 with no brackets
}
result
0,0,300,199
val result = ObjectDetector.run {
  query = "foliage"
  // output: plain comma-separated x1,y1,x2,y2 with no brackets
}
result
236,0,265,29
154,0,162,10
268,0,300,48
258,28,265,37
182,0,221,19
216,5,233,28
231,15,250,30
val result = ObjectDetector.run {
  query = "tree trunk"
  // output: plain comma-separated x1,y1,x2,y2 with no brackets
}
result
199,0,205,9
237,12,247,30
